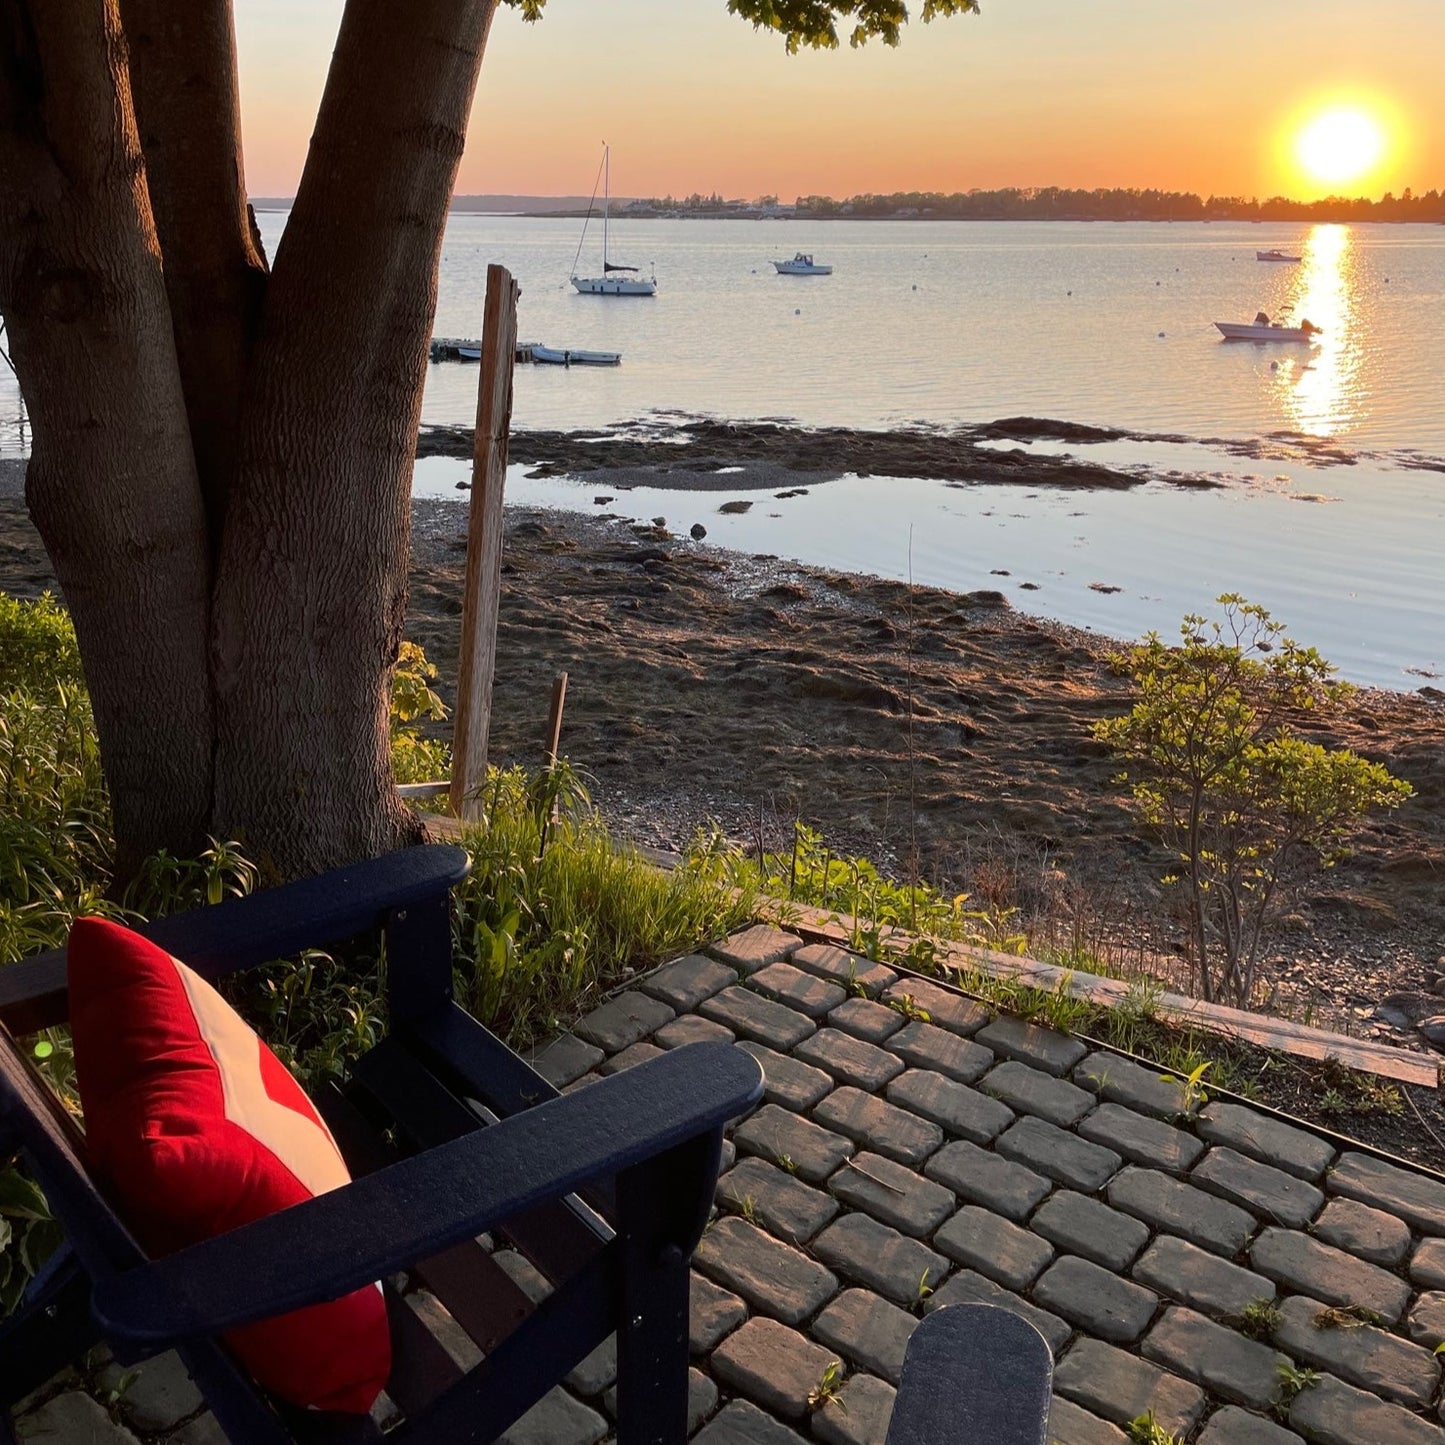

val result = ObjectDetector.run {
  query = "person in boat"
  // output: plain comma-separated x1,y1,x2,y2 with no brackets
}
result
1254,310,1270,326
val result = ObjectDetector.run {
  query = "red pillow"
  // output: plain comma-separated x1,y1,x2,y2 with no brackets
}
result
68,917,390,1414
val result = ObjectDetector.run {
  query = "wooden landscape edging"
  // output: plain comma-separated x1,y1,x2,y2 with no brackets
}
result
763,899,1443,1091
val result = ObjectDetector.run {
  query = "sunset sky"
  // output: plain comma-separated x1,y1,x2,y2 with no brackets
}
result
235,0,1442,202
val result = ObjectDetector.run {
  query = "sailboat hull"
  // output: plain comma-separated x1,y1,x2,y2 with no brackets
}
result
571,275,656,296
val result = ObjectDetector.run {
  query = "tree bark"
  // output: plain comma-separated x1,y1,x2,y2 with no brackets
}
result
0,0,214,873
210,0,497,877
118,0,268,545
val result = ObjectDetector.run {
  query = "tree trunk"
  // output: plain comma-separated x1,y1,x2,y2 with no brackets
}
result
210,0,497,877
118,0,268,545
2,0,501,881
0,0,214,873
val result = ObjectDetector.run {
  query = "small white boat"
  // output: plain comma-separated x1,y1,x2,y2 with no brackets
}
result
773,253,832,276
571,145,656,297
1256,249,1302,262
531,345,621,367
1215,313,1320,342
456,346,482,360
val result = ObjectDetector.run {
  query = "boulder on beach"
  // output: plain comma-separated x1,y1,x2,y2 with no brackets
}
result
718,500,752,515
690,523,707,539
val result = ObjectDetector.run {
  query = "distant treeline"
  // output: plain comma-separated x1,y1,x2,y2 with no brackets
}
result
632,187,1445,223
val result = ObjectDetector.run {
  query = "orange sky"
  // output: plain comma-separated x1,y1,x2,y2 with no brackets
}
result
236,0,1441,201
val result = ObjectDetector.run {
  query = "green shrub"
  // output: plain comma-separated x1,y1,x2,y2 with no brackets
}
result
0,591,83,694
1095,596,1412,1006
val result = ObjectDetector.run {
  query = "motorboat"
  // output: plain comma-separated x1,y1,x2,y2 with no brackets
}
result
571,145,656,297
773,253,832,276
1256,249,1302,262
1215,312,1320,342
531,345,621,366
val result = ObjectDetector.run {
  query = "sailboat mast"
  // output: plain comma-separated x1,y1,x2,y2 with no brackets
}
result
602,144,610,268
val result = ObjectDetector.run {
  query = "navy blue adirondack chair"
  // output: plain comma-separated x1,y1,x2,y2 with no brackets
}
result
0,844,764,1444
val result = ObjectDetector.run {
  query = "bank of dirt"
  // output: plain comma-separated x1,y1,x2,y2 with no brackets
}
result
4,471,1444,1063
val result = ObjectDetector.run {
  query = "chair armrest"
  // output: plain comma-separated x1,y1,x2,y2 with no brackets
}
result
886,1304,1052,1445
0,845,471,1033
90,1042,763,1343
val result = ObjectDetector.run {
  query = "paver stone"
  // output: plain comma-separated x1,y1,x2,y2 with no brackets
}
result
694,1399,808,1444
526,1032,604,1088
573,990,674,1052
811,1375,896,1445
1031,1190,1149,1271
16,1392,141,1444
1312,1197,1411,1267
1413,1237,1445,1290
979,1060,1093,1127
711,1316,842,1420
796,1031,905,1091
879,980,990,1036
975,1015,1088,1075
1407,1290,1445,1349
1053,1338,1207,1438
708,925,801,974
1141,1306,1288,1411
1074,1051,1192,1118
734,1103,855,1183
737,1042,834,1111
923,1139,1050,1221
751,962,849,1019
888,1020,993,1084
499,1387,607,1445
1045,1397,1130,1445
689,1271,747,1354
1328,1150,1445,1235
656,1014,737,1049
1078,1101,1205,1173
813,1087,943,1166
642,954,737,1010
718,1157,840,1244
700,987,816,1051
1131,1235,1276,1320
1250,1225,1410,1324
886,1070,1014,1144
1195,1405,1303,1444
827,997,905,1044
693,1217,839,1324
1033,1255,1158,1343
828,1152,955,1236
1287,1371,1445,1445
1196,1102,1335,1181
790,943,897,998
1272,1293,1440,1406
934,1204,1053,1291
1191,1147,1324,1228
812,1289,918,1384
811,1213,949,1307
1108,1166,1255,1257
995,1114,1121,1191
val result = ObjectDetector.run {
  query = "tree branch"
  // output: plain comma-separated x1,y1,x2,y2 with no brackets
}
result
118,0,267,547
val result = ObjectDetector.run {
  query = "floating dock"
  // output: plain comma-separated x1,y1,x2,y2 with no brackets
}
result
430,337,541,364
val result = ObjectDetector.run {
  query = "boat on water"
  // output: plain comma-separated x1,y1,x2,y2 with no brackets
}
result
531,345,621,367
773,253,832,276
1215,311,1320,342
571,145,655,297
1256,249,1302,262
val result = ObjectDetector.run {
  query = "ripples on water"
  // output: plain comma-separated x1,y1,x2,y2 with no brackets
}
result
2,216,1442,686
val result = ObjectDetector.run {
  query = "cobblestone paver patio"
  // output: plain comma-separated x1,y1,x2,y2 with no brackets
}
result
16,922,1445,1443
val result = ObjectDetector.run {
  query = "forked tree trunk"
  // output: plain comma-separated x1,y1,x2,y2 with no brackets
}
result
0,0,214,873
1,0,500,880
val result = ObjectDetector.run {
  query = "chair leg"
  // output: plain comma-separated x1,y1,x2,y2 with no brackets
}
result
613,1138,715,1445
0,1250,97,1410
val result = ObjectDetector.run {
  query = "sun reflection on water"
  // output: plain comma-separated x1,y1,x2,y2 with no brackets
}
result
1274,224,1365,438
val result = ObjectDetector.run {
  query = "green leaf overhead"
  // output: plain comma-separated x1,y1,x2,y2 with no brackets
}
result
501,0,981,50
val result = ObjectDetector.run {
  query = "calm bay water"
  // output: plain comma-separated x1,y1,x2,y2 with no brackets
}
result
3,216,1442,687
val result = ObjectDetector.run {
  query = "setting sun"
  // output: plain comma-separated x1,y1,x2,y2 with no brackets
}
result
1294,105,1389,188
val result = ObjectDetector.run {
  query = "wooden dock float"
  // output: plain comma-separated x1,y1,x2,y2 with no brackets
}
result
431,336,536,364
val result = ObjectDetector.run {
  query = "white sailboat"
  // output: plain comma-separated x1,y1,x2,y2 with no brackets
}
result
570,145,656,297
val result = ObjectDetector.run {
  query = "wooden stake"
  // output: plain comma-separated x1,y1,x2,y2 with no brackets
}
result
450,264,519,821
543,671,569,768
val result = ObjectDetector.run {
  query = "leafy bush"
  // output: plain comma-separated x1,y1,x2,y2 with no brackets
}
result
0,591,83,694
1095,596,1412,1006
389,640,451,786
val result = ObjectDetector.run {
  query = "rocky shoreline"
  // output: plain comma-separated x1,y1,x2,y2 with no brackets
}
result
3,445,1444,1051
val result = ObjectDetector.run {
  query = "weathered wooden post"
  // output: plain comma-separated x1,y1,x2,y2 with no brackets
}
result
450,264,520,821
